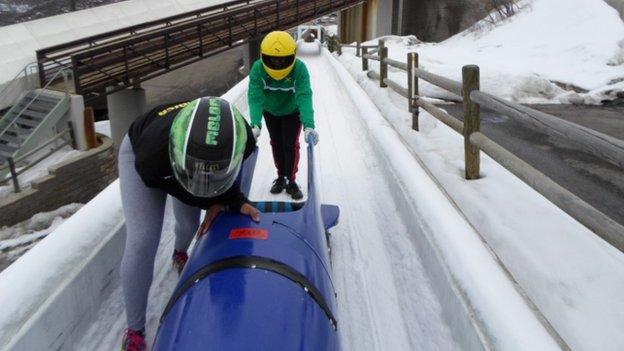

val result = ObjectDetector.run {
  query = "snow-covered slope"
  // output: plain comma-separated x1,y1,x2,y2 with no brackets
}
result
356,0,624,104
336,1,624,347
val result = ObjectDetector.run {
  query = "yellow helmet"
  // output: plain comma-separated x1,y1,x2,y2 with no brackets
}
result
260,31,297,80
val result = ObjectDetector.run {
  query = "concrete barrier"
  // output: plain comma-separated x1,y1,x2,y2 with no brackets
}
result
0,181,124,350
0,135,117,227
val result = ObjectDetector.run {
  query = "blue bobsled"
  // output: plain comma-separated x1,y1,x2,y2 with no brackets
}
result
152,137,341,351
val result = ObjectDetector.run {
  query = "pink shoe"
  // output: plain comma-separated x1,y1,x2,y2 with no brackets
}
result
121,328,146,351
172,250,189,275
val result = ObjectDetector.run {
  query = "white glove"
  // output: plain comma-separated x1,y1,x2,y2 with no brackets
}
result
252,126,261,140
304,128,319,145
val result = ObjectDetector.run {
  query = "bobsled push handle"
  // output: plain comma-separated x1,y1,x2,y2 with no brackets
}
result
235,146,258,196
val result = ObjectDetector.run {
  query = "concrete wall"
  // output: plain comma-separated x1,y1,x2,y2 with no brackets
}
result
340,0,395,43
339,0,489,43
142,45,246,110
340,4,366,43
5,222,125,351
605,0,624,19
400,0,489,41
0,181,125,351
0,135,116,227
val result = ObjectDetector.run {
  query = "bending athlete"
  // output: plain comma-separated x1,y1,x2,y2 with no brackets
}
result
118,97,259,351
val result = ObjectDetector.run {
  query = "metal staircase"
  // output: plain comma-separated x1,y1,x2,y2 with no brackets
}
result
0,63,72,180
0,90,70,166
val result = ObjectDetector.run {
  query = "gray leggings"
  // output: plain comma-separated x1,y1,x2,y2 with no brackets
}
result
118,135,200,331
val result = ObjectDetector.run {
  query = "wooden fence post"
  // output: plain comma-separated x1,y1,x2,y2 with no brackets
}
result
407,53,413,110
362,47,368,70
463,65,481,180
408,52,419,131
8,157,21,193
379,40,388,88
356,41,361,57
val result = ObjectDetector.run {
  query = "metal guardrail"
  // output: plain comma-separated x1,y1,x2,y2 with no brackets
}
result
0,62,38,105
344,38,624,254
36,0,266,85
0,125,74,193
36,0,365,101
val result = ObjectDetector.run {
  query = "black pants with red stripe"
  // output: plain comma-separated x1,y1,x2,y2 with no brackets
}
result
264,110,302,181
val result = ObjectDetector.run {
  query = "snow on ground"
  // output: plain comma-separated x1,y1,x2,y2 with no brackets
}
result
339,32,624,350
95,120,112,138
76,47,461,351
0,203,83,271
345,0,624,105
0,145,82,198
325,24,338,37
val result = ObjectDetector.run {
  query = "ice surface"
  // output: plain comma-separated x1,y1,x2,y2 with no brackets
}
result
74,53,463,351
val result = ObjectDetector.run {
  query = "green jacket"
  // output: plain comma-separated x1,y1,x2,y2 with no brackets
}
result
248,58,315,129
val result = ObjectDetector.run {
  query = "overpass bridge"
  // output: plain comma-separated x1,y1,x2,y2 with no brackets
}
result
36,0,365,102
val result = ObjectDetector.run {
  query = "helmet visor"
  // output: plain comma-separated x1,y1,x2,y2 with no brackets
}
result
262,54,295,70
171,153,242,198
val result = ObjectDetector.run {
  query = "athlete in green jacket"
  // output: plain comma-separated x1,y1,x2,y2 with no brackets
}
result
248,31,318,200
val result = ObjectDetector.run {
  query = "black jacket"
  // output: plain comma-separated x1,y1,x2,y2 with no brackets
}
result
128,102,256,211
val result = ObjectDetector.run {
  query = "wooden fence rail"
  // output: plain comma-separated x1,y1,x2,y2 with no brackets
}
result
341,38,624,254
470,91,624,170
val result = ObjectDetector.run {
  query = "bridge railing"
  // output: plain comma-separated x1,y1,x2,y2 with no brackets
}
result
343,39,624,254
36,0,365,101
36,0,263,87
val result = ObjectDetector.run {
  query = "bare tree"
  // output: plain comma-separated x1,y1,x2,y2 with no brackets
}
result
485,0,519,24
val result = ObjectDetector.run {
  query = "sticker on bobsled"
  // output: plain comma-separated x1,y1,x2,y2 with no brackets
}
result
229,228,269,240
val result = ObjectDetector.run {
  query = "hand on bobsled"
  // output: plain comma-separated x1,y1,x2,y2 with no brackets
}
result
241,203,261,222
252,125,261,140
304,128,319,145
196,204,225,237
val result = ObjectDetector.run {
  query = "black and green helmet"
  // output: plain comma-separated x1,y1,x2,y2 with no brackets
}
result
169,97,248,198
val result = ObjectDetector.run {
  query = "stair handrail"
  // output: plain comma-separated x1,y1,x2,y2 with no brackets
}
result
0,62,38,108
0,68,70,142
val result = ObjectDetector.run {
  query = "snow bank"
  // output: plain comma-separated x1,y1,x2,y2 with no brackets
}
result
0,203,82,249
349,0,624,104
297,40,322,56
325,24,338,37
0,182,124,349
95,120,112,138
325,49,565,350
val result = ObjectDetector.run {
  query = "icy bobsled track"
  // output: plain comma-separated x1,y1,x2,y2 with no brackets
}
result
74,50,460,351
